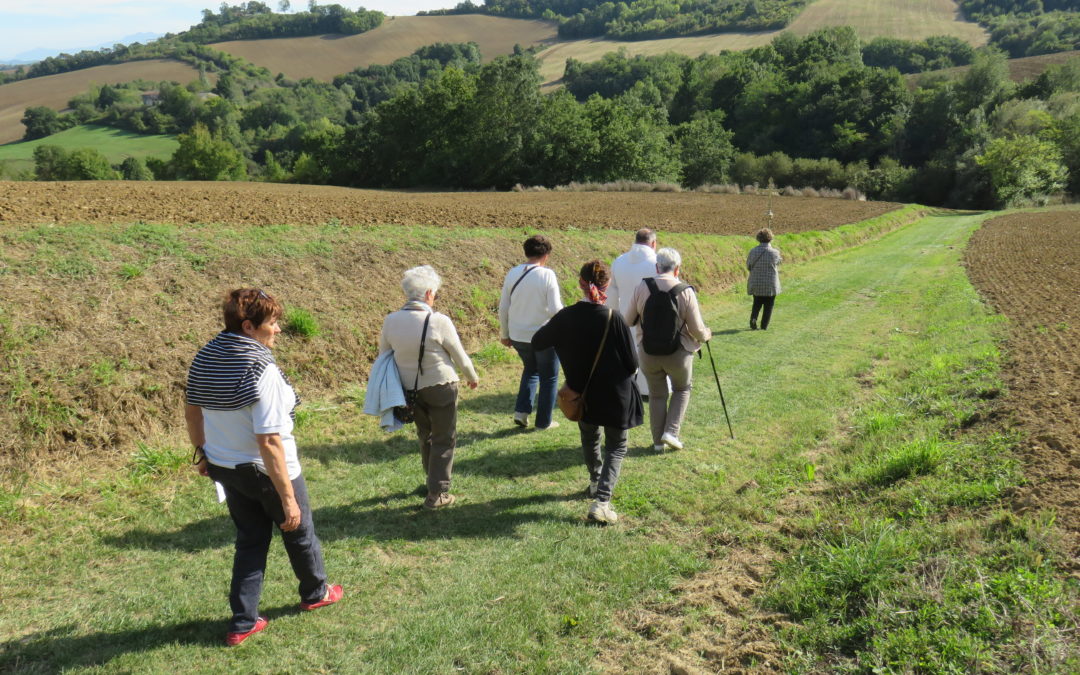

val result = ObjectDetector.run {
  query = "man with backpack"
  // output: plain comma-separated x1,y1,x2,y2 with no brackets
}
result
499,235,564,430
625,248,711,451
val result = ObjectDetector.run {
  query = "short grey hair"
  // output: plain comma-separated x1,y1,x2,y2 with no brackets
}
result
656,247,681,273
402,265,441,301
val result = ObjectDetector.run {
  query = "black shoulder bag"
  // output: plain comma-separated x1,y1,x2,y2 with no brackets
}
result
393,312,431,424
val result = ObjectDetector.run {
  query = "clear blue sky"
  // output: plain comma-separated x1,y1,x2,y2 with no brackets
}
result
0,1,456,61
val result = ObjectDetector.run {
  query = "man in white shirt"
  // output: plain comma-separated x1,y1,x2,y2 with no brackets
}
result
607,228,657,397
499,235,563,430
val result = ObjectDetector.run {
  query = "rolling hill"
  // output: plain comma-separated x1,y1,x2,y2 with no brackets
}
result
0,59,203,146
210,15,558,82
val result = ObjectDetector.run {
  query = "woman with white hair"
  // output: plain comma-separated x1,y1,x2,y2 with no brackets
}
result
379,265,479,509
625,247,711,452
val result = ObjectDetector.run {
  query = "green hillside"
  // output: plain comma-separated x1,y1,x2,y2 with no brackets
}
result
0,125,178,176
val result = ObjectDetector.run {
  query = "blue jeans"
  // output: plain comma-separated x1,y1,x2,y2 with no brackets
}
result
207,462,328,633
511,341,559,429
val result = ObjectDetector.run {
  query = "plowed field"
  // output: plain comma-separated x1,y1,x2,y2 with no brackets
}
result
0,181,900,233
965,209,1080,564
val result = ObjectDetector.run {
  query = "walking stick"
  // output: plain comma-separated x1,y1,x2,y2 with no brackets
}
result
705,340,735,440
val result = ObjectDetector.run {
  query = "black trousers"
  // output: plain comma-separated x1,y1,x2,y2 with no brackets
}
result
207,462,327,633
751,295,776,330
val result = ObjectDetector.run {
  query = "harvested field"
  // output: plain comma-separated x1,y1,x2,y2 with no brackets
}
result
0,181,900,234
965,209,1080,566
212,15,557,82
909,49,1080,88
0,59,204,145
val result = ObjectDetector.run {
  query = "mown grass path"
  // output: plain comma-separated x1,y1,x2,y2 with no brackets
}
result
3,213,993,672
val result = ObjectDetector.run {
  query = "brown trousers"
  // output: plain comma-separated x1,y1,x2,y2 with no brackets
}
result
414,381,459,495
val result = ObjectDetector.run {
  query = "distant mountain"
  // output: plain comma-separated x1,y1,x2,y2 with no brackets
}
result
1,33,163,65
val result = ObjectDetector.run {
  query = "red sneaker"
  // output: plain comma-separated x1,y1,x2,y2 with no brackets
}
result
301,584,343,611
225,616,267,646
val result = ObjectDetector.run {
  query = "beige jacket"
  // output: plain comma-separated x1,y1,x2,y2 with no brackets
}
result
379,302,479,390
625,274,712,353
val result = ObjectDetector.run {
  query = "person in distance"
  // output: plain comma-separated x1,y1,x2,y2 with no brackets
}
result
185,288,342,647
625,248,712,452
607,227,658,398
532,260,643,525
380,265,479,510
747,228,782,330
498,235,563,430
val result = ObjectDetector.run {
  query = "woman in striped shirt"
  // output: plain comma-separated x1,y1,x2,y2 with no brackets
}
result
185,288,341,646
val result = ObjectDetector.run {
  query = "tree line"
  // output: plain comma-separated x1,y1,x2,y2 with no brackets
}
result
421,0,812,40
18,29,1080,209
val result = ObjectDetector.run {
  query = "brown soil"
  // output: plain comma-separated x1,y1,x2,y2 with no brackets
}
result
964,209,1080,568
0,181,900,233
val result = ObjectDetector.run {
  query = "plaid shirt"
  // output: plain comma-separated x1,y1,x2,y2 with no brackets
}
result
746,243,782,296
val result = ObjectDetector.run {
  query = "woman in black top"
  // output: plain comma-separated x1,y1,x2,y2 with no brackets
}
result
532,260,643,524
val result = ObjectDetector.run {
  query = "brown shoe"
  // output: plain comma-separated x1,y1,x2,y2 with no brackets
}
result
423,493,456,510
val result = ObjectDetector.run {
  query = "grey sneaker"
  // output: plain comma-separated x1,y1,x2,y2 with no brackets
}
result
513,412,529,428
423,493,456,510
536,421,559,431
587,500,618,524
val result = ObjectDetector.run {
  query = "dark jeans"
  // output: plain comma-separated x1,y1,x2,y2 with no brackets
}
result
207,462,327,633
751,295,776,330
414,381,459,495
578,423,628,502
511,341,560,429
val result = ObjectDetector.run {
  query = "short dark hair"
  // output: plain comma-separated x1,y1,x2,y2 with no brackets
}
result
635,228,655,245
756,228,774,243
523,235,552,259
223,288,283,333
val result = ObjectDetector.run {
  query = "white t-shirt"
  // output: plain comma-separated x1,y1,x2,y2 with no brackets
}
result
203,364,301,480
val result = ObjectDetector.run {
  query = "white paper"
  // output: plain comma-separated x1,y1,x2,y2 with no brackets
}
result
214,481,227,503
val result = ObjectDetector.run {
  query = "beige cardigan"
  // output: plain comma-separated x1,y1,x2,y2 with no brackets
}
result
624,274,712,353
379,301,478,390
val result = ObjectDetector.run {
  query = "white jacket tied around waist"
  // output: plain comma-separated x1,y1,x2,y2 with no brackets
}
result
363,350,407,432
379,301,479,390
607,244,657,317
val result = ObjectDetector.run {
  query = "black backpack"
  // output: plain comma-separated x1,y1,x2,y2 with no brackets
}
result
640,277,690,356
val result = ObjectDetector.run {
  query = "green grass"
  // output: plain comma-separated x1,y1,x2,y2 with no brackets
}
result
0,125,178,175
1,212,1077,672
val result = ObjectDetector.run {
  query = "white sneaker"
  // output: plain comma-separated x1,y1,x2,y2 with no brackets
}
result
660,432,683,451
653,443,666,452
536,421,559,431
513,412,529,428
587,500,618,524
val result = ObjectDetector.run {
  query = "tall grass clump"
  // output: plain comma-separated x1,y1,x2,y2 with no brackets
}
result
284,306,321,338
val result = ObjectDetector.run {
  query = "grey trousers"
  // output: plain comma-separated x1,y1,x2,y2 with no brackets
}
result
579,422,628,502
640,347,694,444
414,381,459,495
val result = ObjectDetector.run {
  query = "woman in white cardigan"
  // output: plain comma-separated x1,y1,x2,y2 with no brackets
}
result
380,265,479,509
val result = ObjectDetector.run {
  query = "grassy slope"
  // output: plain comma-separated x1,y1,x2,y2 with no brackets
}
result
3,211,1075,671
0,125,179,175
